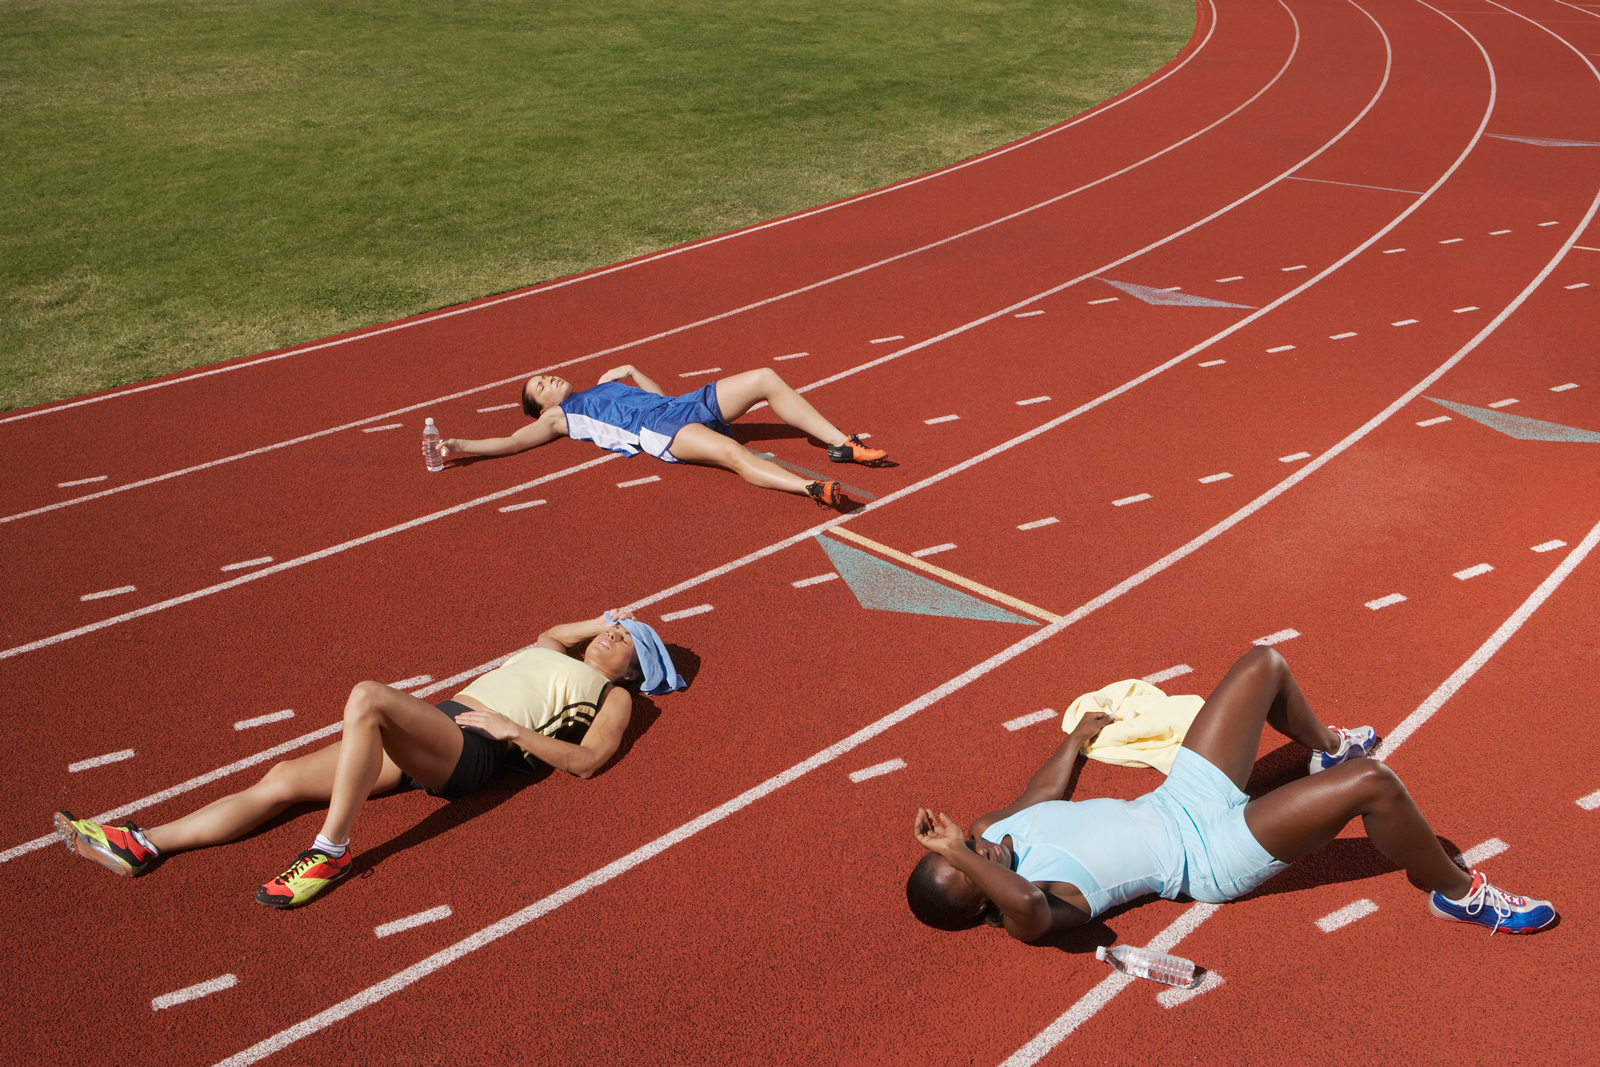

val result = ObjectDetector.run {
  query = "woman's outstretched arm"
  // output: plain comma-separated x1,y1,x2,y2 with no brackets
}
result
441,407,565,459
971,711,1112,840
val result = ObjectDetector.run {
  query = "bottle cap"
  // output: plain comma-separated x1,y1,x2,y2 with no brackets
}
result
1095,946,1107,961
425,418,435,426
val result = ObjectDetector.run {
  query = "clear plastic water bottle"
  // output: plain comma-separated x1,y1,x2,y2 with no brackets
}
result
423,418,443,472
1095,944,1195,987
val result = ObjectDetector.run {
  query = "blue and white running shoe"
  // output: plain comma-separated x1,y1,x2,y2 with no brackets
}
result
1308,725,1378,774
1428,870,1556,935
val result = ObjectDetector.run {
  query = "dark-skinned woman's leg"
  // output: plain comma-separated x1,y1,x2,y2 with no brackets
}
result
1182,646,1342,790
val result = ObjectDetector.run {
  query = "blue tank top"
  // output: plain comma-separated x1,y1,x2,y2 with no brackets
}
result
557,382,678,459
980,796,1185,917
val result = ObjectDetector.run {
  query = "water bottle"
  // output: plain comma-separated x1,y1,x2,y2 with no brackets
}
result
1095,944,1195,987
423,418,443,472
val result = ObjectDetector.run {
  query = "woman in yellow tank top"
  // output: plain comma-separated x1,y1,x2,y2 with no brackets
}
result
52,607,685,909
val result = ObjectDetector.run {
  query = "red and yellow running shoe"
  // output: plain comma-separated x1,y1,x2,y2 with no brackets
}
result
255,846,352,908
827,434,887,465
54,810,157,877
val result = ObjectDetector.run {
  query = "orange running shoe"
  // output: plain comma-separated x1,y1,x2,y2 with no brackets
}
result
827,434,887,465
54,810,157,877
255,846,352,908
806,480,849,508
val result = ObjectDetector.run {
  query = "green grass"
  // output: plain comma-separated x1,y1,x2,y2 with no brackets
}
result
0,0,1194,412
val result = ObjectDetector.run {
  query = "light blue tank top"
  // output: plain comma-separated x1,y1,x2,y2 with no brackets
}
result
980,797,1186,917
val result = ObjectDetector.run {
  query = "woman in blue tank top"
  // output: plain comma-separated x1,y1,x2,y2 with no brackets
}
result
908,647,1556,938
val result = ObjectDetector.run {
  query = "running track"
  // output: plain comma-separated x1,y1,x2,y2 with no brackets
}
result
4,0,1599,1063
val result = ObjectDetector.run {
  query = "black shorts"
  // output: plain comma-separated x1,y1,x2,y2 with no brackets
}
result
400,700,509,800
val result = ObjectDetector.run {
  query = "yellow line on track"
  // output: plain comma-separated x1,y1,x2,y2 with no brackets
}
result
1575,245,1600,252
824,527,1062,622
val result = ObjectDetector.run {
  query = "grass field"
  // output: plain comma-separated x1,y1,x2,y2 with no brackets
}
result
0,0,1194,412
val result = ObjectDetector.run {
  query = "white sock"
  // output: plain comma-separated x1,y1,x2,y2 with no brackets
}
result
130,826,158,856
313,833,348,857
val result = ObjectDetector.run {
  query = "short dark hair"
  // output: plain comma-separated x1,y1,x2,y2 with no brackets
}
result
521,382,542,419
906,852,985,931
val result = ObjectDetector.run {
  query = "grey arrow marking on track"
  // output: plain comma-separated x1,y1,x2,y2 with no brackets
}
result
1097,278,1255,309
1426,398,1600,442
1486,133,1600,147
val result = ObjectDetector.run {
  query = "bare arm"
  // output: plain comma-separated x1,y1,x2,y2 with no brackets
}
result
970,711,1113,841
913,810,1087,940
454,686,632,779
596,364,666,396
440,408,565,459
534,606,633,653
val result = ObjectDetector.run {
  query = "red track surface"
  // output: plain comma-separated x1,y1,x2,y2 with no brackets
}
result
5,0,1600,1063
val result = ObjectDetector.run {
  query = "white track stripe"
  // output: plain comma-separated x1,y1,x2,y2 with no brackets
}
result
234,710,295,731
1143,664,1193,685
1316,899,1378,932
1158,970,1225,1008
374,905,453,939
153,974,237,1011
1577,789,1600,811
848,758,907,783
1458,838,1509,866
67,749,135,772
1002,709,1058,731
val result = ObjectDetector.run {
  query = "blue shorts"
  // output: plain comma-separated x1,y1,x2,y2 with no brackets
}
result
655,381,735,462
1150,748,1288,903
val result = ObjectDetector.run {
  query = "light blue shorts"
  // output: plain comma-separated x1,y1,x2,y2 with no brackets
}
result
1150,747,1288,903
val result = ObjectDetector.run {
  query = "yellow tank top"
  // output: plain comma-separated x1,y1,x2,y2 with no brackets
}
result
456,646,612,741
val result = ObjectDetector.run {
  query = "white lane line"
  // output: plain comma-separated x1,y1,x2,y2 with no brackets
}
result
1279,452,1312,463
1440,237,1465,244
1254,629,1300,646
1158,970,1225,1009
870,335,905,344
1382,247,1406,253
1198,359,1226,367
1487,398,1518,408
477,403,520,413
1159,286,1183,292
1417,415,1452,426
1316,899,1378,933
1532,540,1567,552
848,758,907,783
81,585,136,601
1113,493,1152,507
1281,264,1308,272
1143,664,1193,685
153,974,237,1012
617,476,661,488
375,905,453,939
1454,563,1494,580
1087,297,1120,305
498,499,547,512
1267,345,1296,353
1577,789,1600,811
1017,517,1059,531
1564,282,1590,289
220,556,274,572
388,675,433,691
234,710,295,731
773,352,808,361
1002,709,1057,732
792,573,839,588
911,543,957,558
361,424,403,433
1539,221,1560,226
1015,310,1046,318
68,749,136,773
1366,594,1407,610
1551,383,1579,391
1016,396,1051,405
1490,229,1512,235
660,604,713,622
1216,276,1244,282
924,414,960,425
58,475,108,487
1458,837,1510,866
1198,472,1232,484
1330,331,1358,339
678,367,721,378
1392,318,1419,326
1453,305,1480,312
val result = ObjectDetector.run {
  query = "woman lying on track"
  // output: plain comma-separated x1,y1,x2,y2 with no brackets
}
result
55,608,685,909
909,647,1556,938
438,364,886,507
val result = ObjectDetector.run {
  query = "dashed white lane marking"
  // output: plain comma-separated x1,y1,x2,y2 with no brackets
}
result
1538,221,1560,227
1316,899,1378,933
1454,563,1494,580
58,475,108,487
911,543,957,558
617,476,661,488
1017,517,1059,531
773,352,808,361
1366,593,1407,610
1392,318,1419,326
361,424,403,433
1330,331,1358,340
1565,282,1591,289
1016,396,1051,406
498,499,547,512
1159,286,1183,292
1143,664,1193,685
1440,237,1465,244
848,758,906,783
1551,383,1579,391
1532,540,1567,552
1198,472,1232,483
1216,275,1244,282
68,749,136,773
477,403,520,413
388,675,433,691
1487,398,1519,408
81,585,136,601
792,573,839,588
855,432,873,439
924,414,960,425
1254,629,1300,646
1453,305,1479,312
1281,264,1308,272
1279,452,1311,463
1113,493,1152,506
660,604,712,622
1198,359,1226,367
1158,970,1225,1009
1087,297,1120,305
220,556,274,572
153,973,237,1012
870,335,905,344
1381,247,1405,254
1490,229,1511,235
234,709,295,731
1003,709,1057,731
1458,837,1509,866
678,367,721,377
375,905,453,939
1267,344,1296,353
1577,789,1600,811
1015,310,1046,318
1417,415,1451,427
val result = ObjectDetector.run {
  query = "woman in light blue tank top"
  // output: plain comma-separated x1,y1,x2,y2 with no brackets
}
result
908,647,1556,939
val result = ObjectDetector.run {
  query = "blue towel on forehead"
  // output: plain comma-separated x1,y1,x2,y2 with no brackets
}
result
605,612,686,696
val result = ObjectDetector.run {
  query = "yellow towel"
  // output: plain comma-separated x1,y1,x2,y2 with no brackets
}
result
1061,679,1203,775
